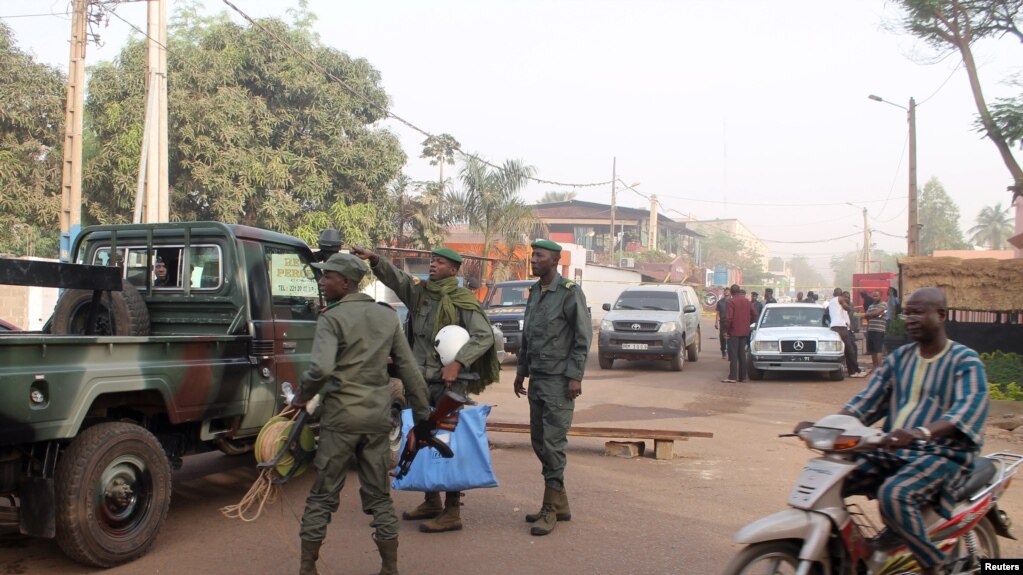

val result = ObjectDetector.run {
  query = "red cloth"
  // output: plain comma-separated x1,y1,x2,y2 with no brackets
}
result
724,295,756,337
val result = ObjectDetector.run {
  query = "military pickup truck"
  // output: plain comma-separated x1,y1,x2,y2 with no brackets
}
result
0,222,403,567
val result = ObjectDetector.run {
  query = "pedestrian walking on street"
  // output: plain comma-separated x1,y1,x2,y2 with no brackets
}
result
350,245,500,534
293,253,431,575
722,284,756,383
715,288,731,359
513,239,591,537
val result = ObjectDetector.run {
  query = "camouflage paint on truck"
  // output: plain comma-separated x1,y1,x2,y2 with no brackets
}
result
0,222,326,568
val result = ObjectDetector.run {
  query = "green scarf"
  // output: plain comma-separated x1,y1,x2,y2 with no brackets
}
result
422,276,501,393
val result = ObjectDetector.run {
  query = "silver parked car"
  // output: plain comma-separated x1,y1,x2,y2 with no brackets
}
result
598,285,701,371
748,303,845,381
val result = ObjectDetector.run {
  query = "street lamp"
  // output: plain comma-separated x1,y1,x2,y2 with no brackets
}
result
868,94,918,256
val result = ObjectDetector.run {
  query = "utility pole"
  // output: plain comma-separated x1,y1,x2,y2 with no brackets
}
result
59,0,88,262
907,97,919,257
860,206,871,273
137,0,169,223
609,157,616,265
648,195,659,251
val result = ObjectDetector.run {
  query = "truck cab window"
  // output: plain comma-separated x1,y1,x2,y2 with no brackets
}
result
264,245,320,321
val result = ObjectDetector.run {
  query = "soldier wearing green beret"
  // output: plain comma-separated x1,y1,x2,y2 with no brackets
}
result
350,245,500,533
513,239,592,536
293,253,431,575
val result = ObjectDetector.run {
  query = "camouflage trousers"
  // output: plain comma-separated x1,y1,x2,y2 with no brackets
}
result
527,375,575,490
300,429,397,542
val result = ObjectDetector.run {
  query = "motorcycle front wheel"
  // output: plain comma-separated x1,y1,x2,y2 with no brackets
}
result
723,541,822,575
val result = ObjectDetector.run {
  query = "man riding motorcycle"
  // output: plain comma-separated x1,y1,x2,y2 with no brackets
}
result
794,287,989,575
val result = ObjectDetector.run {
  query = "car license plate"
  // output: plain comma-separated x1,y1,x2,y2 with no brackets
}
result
622,343,648,350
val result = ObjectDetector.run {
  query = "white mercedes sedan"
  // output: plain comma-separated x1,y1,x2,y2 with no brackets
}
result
748,303,846,381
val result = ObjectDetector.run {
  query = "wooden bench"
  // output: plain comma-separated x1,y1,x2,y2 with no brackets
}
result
486,422,713,460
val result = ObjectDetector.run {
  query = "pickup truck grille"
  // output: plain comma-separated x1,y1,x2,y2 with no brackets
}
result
494,320,520,333
781,340,818,353
612,321,659,332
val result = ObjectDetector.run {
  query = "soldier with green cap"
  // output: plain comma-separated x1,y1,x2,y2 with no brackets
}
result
513,239,591,536
293,252,431,575
350,244,500,533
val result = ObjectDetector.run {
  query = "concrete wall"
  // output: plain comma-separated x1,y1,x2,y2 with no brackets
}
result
0,284,58,330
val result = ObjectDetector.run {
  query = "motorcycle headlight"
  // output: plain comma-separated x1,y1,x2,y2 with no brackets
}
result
753,340,779,352
658,321,680,333
818,341,843,352
600,319,614,332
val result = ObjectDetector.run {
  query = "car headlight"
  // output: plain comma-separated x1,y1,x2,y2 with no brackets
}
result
753,340,780,352
818,340,843,352
658,321,680,333
600,319,614,332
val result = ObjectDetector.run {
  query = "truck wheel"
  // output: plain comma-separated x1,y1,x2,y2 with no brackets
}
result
829,369,845,381
599,354,614,369
51,280,150,336
686,328,700,362
55,422,171,568
669,345,685,372
389,379,407,467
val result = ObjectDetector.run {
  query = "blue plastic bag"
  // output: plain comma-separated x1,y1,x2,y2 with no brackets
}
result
391,404,499,492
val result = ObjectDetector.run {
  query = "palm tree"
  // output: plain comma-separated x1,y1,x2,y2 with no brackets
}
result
968,203,1013,249
450,157,538,280
420,134,461,185
537,190,577,204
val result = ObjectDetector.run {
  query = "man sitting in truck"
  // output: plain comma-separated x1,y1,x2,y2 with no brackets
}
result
153,257,170,287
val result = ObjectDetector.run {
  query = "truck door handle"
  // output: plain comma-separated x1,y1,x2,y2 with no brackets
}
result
283,342,297,351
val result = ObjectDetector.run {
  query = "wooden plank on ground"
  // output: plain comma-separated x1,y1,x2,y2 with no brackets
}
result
486,422,713,440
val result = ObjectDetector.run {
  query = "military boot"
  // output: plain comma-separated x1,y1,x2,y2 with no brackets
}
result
525,486,571,523
299,539,321,575
419,491,462,533
374,535,399,575
529,488,562,536
402,491,442,520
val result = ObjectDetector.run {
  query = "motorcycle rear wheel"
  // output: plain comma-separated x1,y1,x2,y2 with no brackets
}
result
947,515,1000,573
723,541,822,575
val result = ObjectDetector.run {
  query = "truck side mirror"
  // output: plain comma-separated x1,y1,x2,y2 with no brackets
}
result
683,305,697,313
601,303,611,311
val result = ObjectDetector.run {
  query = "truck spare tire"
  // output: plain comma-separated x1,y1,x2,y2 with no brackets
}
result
51,280,151,336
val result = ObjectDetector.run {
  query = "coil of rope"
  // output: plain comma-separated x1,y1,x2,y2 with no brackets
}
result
221,405,315,522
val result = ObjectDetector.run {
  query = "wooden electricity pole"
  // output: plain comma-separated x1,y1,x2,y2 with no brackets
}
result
59,0,88,261
136,0,169,223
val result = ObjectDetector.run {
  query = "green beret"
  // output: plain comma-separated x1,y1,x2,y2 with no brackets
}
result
313,252,368,282
530,239,562,252
430,247,463,264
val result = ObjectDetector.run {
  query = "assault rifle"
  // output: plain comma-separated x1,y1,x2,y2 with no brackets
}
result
394,387,471,479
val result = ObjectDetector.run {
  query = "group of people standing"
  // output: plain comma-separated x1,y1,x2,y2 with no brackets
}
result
291,239,590,575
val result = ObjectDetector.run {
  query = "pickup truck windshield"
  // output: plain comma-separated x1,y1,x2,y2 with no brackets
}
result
613,291,679,311
489,286,529,307
760,307,825,328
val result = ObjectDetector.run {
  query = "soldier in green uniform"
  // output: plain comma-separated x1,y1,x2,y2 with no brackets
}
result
513,239,591,536
293,253,431,575
350,245,500,533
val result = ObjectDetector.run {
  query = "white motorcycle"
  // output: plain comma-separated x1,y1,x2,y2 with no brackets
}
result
725,414,1022,575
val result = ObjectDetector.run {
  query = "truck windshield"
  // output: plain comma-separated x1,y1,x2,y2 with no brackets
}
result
613,291,679,311
489,286,529,307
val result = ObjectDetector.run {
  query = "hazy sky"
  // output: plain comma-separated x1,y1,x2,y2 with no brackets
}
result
5,0,1022,271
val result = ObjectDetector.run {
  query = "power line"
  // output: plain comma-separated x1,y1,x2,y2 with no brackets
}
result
0,11,71,19
760,232,861,244
655,192,908,208
218,0,613,189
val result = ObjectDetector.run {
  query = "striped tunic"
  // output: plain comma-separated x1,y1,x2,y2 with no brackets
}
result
841,340,989,567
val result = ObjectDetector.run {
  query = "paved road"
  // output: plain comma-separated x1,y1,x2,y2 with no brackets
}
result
3,318,1022,573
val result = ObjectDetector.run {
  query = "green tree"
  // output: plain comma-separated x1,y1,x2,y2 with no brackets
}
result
829,250,900,287
0,22,65,257
786,255,826,287
450,157,537,280
895,0,1023,197
378,176,451,249
83,10,405,230
701,230,768,283
918,177,970,255
420,133,461,185
968,202,1014,248
537,191,577,204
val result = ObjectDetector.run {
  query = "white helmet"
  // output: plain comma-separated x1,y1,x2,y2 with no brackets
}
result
435,325,470,366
